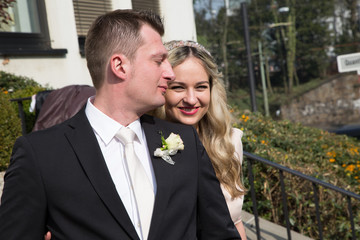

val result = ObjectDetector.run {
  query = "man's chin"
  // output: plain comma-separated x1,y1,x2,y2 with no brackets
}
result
143,101,165,113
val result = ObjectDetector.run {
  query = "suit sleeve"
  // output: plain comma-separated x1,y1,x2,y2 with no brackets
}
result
0,136,47,239
194,129,241,240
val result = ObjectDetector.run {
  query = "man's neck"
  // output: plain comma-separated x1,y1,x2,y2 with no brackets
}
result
92,94,142,127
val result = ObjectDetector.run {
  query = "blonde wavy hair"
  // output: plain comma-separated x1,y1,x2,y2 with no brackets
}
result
154,40,246,198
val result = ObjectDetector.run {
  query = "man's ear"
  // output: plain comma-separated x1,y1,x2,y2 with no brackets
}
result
110,54,129,80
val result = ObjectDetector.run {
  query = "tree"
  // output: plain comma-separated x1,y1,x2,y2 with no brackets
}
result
194,0,341,95
221,0,229,89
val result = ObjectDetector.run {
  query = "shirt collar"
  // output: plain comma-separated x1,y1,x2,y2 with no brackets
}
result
85,97,143,145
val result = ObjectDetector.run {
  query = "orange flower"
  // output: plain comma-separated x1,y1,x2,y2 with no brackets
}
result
345,164,355,172
329,158,335,163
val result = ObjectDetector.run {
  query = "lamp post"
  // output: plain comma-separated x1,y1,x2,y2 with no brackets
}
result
241,2,257,112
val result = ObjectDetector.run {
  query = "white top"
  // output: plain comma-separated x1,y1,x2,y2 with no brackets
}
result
85,97,156,239
220,128,245,224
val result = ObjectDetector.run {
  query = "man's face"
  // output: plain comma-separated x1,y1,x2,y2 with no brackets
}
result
126,24,175,114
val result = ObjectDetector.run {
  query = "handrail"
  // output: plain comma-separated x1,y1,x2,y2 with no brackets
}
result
244,151,360,240
244,151,360,200
10,97,31,135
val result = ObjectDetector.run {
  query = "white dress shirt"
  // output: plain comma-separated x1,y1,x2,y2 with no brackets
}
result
85,97,156,239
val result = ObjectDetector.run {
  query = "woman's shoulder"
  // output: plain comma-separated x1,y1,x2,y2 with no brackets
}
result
231,127,243,164
231,127,243,139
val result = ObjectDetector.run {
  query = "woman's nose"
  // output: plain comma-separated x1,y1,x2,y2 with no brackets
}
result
183,90,197,105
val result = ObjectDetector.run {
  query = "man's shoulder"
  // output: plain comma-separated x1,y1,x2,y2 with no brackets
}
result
141,114,194,131
25,109,87,141
141,114,198,144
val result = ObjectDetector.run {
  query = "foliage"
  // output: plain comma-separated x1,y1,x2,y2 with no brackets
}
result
333,0,360,54
0,91,21,171
0,0,16,30
227,77,326,119
0,71,46,170
194,0,357,95
232,110,360,239
9,85,47,133
1,71,47,133
0,71,41,91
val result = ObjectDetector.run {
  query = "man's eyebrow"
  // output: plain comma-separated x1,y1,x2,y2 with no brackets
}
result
151,52,168,59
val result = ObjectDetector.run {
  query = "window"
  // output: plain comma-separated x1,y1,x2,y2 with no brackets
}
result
73,0,112,56
0,0,67,56
132,0,160,14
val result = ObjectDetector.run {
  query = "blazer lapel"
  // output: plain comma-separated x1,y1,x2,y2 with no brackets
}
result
141,115,176,240
65,109,139,240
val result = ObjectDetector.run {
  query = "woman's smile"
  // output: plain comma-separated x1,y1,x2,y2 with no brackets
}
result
178,107,200,115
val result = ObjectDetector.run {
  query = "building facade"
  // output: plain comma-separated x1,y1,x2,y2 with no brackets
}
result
0,0,196,88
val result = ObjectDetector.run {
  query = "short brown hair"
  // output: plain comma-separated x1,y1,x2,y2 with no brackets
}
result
85,9,164,89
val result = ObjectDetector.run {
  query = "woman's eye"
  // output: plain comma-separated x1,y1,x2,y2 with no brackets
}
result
169,86,184,90
197,85,209,90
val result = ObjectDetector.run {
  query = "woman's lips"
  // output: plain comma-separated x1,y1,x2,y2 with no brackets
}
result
179,107,199,115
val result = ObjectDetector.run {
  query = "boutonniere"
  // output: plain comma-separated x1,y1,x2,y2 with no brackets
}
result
154,132,184,165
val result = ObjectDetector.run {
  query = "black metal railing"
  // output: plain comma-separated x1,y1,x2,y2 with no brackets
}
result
244,151,360,240
10,97,31,135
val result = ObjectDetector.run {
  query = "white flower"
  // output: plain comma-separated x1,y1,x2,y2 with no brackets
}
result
165,133,184,151
154,132,184,165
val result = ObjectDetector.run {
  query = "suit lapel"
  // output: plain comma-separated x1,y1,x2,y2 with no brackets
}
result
141,115,176,240
65,109,139,240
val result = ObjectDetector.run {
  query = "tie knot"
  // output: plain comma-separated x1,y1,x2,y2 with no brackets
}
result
116,127,136,144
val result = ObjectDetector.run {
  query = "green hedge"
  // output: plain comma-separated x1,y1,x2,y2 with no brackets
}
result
0,71,46,170
233,110,359,239
0,71,41,91
0,92,21,170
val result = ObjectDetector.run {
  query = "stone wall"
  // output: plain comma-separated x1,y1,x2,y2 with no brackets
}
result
280,74,360,130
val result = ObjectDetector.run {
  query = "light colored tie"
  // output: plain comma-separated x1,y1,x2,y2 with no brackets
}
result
116,127,154,240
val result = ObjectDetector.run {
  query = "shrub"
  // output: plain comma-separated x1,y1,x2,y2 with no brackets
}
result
233,109,360,239
9,86,47,133
0,92,21,171
0,71,40,91
0,71,47,170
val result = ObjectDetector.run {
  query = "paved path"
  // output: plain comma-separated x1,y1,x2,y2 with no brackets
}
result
242,211,313,240
0,171,312,239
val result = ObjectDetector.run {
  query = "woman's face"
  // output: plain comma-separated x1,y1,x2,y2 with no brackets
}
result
164,57,211,127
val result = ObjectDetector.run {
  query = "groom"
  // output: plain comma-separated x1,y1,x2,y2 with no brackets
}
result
0,9,241,240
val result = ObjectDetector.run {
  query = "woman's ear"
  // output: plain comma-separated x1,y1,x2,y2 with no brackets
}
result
110,54,128,80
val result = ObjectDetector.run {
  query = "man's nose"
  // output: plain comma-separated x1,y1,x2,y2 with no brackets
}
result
163,60,175,81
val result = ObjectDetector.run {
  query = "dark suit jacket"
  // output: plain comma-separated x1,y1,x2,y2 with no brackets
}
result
0,108,240,240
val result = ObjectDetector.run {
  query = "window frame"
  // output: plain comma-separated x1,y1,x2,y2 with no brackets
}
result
0,0,67,56
72,0,112,56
